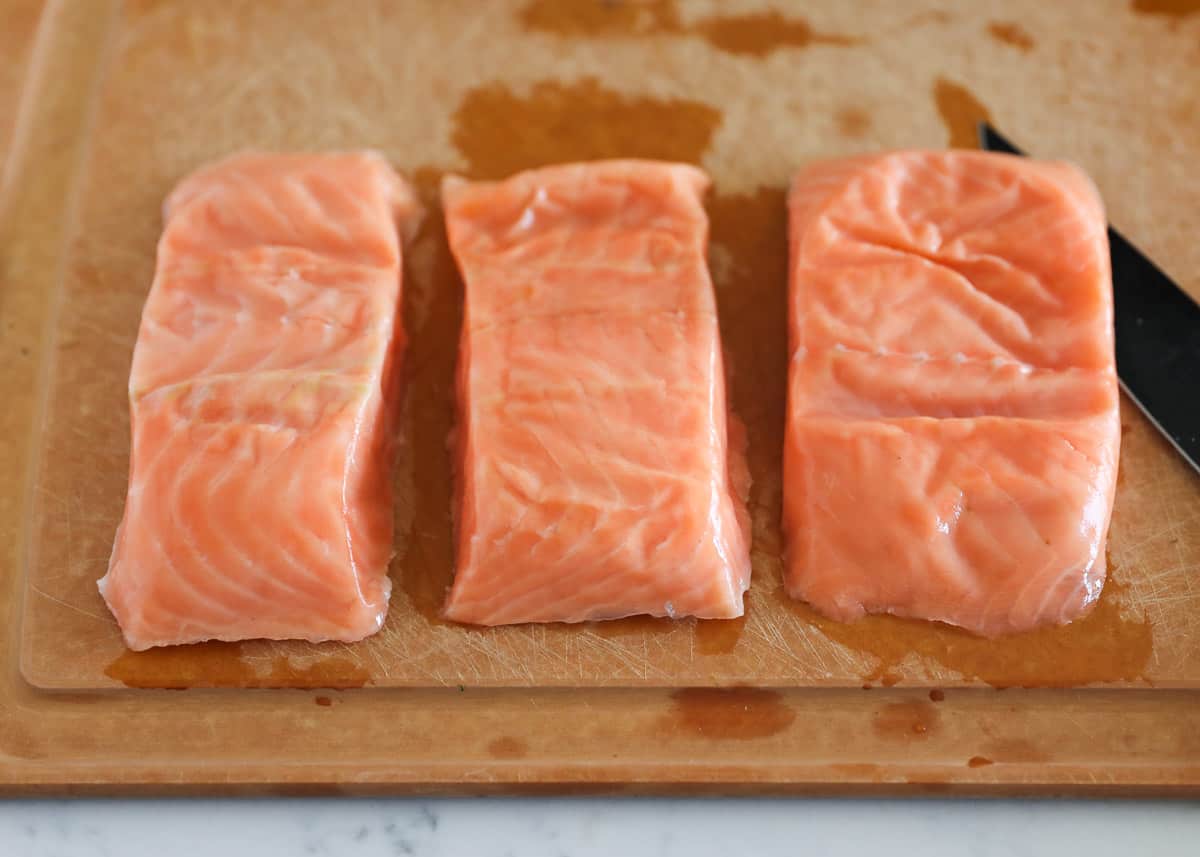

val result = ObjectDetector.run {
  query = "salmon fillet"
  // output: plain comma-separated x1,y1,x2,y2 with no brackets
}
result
99,151,415,650
784,151,1120,636
442,161,751,625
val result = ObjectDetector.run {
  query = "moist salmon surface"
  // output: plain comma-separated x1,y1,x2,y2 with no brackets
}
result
784,150,1120,637
99,151,414,650
442,161,752,625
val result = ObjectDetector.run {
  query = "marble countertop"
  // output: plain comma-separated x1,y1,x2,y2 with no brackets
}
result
1,798,1197,856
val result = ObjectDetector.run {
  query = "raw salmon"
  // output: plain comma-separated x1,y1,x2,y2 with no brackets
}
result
784,150,1119,636
99,151,415,650
441,161,751,625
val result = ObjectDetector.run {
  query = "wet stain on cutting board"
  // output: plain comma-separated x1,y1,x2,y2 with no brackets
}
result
664,688,795,740
690,12,858,56
487,736,529,759
694,614,747,655
451,78,721,179
519,0,859,57
783,564,1152,687
987,21,1035,51
105,642,369,689
1131,0,1200,19
933,78,992,148
836,106,872,138
395,166,461,627
873,701,940,740
706,187,790,564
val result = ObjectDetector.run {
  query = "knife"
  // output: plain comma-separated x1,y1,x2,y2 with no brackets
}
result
978,122,1200,476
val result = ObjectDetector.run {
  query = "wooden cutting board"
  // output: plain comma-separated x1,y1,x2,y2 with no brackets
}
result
1,0,1197,794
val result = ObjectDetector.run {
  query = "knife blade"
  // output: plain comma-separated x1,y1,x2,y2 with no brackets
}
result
978,122,1200,476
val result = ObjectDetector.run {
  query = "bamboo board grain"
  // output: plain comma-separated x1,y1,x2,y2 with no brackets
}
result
1,0,1198,794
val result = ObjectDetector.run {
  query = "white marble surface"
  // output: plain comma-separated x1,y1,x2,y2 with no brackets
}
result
0,798,1197,856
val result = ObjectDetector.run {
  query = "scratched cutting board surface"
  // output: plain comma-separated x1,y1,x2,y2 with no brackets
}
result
2,0,1200,796
15,0,1200,691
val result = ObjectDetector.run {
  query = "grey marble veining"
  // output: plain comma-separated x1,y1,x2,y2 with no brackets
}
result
0,798,1197,857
